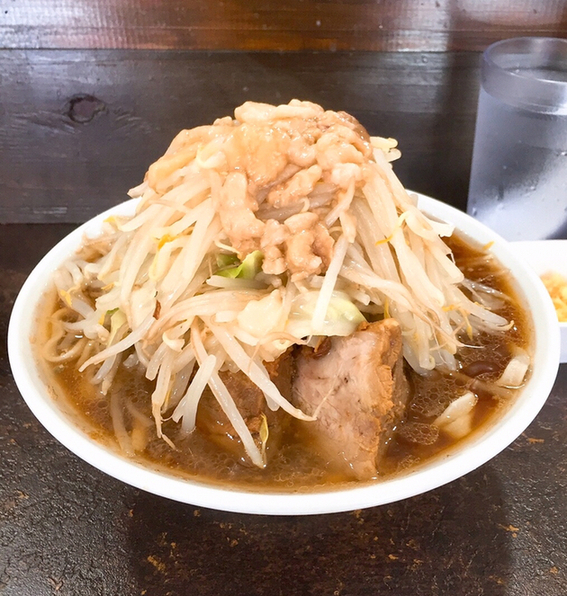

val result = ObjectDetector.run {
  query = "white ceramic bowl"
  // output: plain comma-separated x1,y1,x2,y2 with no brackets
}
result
8,194,560,515
510,240,567,363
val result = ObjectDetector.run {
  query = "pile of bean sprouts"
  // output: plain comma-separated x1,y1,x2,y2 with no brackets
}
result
43,100,512,468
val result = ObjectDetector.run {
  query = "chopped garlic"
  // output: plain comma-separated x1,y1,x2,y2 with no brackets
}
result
541,271,567,322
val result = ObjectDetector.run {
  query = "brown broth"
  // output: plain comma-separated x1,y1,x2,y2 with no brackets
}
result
38,233,532,492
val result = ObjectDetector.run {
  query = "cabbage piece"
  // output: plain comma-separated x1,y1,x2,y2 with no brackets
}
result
433,391,478,440
286,290,366,338
236,290,283,340
108,309,127,346
496,348,530,388
217,250,263,279
216,253,239,270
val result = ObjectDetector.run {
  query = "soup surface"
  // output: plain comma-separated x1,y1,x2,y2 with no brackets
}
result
37,233,531,492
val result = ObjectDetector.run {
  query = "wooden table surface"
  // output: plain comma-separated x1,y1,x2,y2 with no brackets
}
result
1,228,567,596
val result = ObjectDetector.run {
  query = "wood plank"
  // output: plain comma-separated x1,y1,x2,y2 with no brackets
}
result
1,0,565,51
0,49,480,223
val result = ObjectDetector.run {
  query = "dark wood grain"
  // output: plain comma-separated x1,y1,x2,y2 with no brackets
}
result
0,49,480,223
1,224,566,595
1,0,566,51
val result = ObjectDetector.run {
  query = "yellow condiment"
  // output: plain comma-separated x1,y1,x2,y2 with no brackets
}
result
541,271,567,322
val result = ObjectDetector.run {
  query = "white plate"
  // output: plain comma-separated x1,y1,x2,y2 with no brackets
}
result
511,240,567,362
7,194,560,515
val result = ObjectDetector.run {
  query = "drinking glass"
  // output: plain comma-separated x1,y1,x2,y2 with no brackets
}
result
467,37,567,241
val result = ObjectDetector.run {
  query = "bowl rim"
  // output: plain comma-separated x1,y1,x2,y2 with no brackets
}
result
7,193,560,515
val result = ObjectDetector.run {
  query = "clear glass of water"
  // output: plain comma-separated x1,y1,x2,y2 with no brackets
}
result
467,37,567,241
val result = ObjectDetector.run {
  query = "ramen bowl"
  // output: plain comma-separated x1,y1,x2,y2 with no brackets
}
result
8,194,560,515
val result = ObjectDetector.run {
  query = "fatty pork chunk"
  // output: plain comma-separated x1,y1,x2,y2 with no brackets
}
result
293,318,409,480
195,349,294,464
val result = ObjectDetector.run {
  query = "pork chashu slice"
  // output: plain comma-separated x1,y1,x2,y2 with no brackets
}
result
195,349,293,463
293,318,409,480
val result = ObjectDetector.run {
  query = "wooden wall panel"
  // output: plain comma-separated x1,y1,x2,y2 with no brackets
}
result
1,0,565,52
0,50,480,223
3,1,566,222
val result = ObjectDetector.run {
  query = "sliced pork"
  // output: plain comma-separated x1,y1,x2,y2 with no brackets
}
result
293,318,409,480
196,350,293,463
